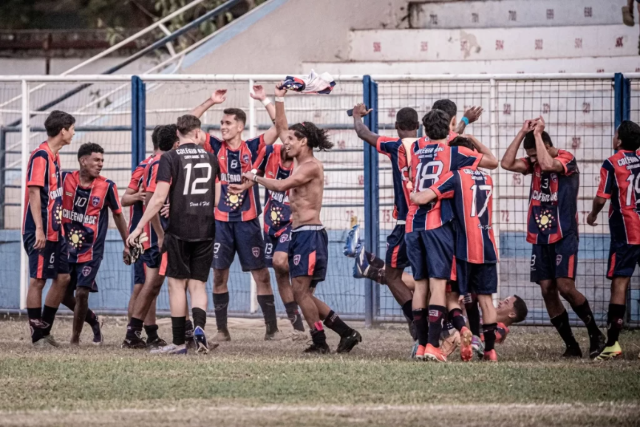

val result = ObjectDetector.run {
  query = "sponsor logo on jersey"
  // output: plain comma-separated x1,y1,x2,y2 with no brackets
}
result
531,190,558,203
49,187,63,200
62,209,97,225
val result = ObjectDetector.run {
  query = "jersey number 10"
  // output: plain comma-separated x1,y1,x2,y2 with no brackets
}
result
183,163,212,195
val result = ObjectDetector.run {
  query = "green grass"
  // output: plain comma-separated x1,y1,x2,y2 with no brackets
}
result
1,316,639,426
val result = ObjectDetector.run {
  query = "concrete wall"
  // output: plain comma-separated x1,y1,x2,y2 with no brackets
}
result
0,57,158,76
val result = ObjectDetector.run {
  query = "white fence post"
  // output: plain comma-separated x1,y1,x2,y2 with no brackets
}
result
248,78,258,314
489,78,500,307
19,79,29,310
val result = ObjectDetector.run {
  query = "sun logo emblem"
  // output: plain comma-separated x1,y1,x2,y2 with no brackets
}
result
54,204,63,226
225,192,244,210
535,209,555,231
68,228,86,250
270,206,283,227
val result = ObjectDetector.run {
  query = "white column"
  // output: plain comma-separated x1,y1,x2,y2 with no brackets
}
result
248,78,258,314
489,78,500,307
19,80,29,310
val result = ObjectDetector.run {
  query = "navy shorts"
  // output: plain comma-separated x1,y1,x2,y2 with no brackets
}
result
68,259,101,293
142,245,162,269
405,222,455,281
289,226,328,287
23,233,69,280
456,260,497,295
385,223,409,269
607,240,640,279
530,234,578,283
264,225,292,268
133,257,146,285
213,219,266,271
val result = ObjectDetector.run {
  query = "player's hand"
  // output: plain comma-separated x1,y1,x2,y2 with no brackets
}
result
127,227,142,248
463,106,483,124
274,82,287,98
520,119,535,134
352,103,372,118
250,85,266,101
533,116,545,135
123,245,131,266
160,203,170,218
409,192,419,204
211,89,227,104
586,212,598,226
34,228,46,250
134,187,145,202
243,171,256,183
228,183,247,194
157,234,164,252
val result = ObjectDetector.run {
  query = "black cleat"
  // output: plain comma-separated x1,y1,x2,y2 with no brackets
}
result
337,330,362,353
303,342,331,354
562,344,583,358
589,333,607,360
121,333,147,349
146,337,168,349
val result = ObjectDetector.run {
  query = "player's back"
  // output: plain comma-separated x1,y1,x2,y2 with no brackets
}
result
289,157,323,228
159,143,219,241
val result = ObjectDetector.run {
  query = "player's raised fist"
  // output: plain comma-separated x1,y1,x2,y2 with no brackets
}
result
463,106,483,124
250,85,266,101
352,103,372,118
520,119,535,133
533,116,545,135
211,89,227,104
274,82,287,98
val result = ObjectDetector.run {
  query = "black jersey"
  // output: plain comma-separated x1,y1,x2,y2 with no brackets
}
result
156,143,219,241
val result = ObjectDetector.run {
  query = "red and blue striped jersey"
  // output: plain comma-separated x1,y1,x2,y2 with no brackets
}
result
404,137,482,232
142,152,169,250
204,134,264,222
61,171,122,263
521,150,579,245
596,150,640,245
127,155,154,234
377,136,411,222
22,142,64,241
255,144,292,237
431,169,498,264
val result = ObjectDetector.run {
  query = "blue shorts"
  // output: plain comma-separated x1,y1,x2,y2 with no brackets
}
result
530,234,578,283
213,219,266,271
456,260,497,295
607,240,640,279
265,225,292,268
68,259,101,293
405,222,455,281
385,223,409,269
23,233,69,280
134,257,146,285
142,245,162,269
289,226,328,287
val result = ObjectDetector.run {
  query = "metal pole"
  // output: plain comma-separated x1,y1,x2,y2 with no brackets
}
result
248,78,258,314
363,75,374,328
614,73,624,129
19,80,29,310
0,128,5,229
369,79,380,321
490,78,500,306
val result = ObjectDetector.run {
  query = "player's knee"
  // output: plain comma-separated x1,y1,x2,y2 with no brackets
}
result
55,274,71,287
29,278,46,291
272,256,289,274
213,269,229,288
252,268,271,286
76,287,90,302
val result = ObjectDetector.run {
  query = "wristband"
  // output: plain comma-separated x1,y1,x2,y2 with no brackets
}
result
251,169,258,182
461,116,470,126
275,96,285,103
261,98,271,107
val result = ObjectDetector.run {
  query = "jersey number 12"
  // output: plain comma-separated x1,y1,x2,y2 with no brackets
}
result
183,163,212,195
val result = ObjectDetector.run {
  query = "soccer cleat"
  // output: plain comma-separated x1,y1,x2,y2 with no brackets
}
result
91,317,104,346
343,224,361,257
483,349,498,362
410,340,419,359
594,342,622,361
42,334,60,348
121,334,147,350
146,337,168,349
562,344,583,358
589,333,607,360
353,244,370,279
265,330,289,341
471,335,485,359
495,322,509,344
214,328,231,342
193,326,213,354
303,342,331,354
337,330,362,353
440,330,460,358
290,330,308,341
150,343,187,355
415,344,426,360
423,343,447,363
459,326,473,362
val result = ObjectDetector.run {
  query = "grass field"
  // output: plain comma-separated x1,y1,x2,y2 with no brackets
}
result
1,316,639,427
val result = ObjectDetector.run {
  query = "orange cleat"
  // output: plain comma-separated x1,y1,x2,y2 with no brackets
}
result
424,343,447,362
459,326,473,362
483,349,498,362
415,344,426,360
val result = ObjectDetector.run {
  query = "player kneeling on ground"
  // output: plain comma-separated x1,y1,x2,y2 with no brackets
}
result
128,115,219,355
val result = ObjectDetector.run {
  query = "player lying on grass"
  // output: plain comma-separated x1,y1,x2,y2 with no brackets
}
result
242,83,361,354
501,117,605,359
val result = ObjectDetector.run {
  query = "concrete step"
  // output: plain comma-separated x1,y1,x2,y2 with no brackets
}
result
348,25,639,62
408,0,625,29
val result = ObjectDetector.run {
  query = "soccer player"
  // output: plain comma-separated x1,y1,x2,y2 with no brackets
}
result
22,110,75,347
431,99,483,136
410,136,500,361
587,120,640,360
242,84,361,354
121,126,164,347
122,125,181,349
190,86,283,341
501,117,605,358
403,109,498,362
61,143,129,345
128,115,219,355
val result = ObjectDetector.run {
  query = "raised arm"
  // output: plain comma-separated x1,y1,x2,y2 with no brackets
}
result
274,83,289,143
410,188,438,205
464,134,498,170
127,181,170,246
244,161,320,193
533,117,563,173
456,106,483,134
352,103,378,147
190,89,227,119
501,119,536,173
121,186,144,207
250,85,278,145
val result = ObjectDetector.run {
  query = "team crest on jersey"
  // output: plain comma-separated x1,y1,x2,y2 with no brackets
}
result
91,196,100,207
82,266,92,277
270,206,284,227
556,254,562,266
279,233,289,243
252,247,260,257
67,228,86,250
293,254,301,265
54,204,63,227
243,154,250,164
224,192,244,210
535,208,555,231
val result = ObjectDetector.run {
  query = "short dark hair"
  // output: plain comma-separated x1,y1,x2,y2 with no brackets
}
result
223,108,247,125
157,124,179,151
396,107,419,131
177,115,201,136
449,136,475,151
423,109,450,140
77,142,104,160
523,131,553,150
289,122,333,151
151,126,162,150
618,120,640,151
512,295,528,323
432,99,457,123
44,110,75,137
